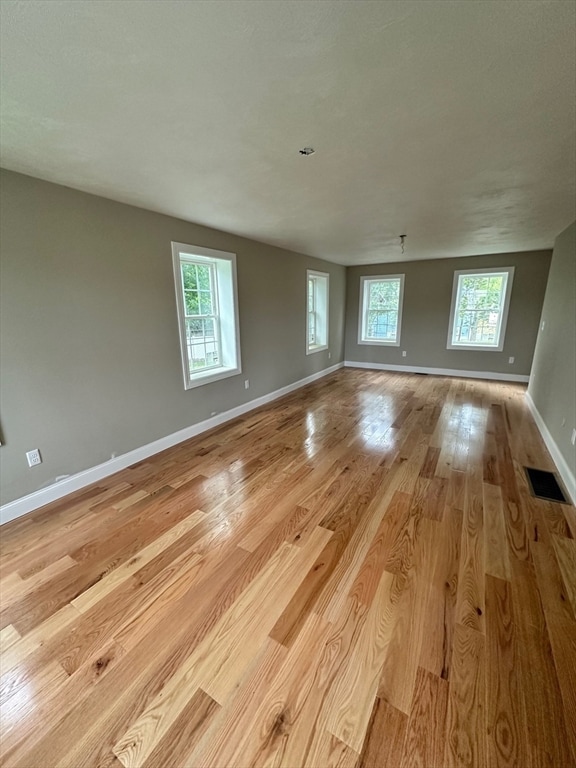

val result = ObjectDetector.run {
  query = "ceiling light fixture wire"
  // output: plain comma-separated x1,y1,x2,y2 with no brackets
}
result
399,234,407,254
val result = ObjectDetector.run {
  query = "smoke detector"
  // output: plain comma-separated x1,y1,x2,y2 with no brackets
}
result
299,147,315,156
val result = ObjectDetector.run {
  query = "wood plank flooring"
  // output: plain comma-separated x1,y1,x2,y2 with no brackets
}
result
1,369,574,768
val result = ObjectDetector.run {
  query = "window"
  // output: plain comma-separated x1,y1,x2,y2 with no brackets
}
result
307,270,329,354
447,267,514,351
172,242,241,389
359,274,404,346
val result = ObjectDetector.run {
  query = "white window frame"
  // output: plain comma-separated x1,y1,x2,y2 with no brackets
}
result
358,274,405,346
306,270,329,354
172,242,241,389
447,266,514,352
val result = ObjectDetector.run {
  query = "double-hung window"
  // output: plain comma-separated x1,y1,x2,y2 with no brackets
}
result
447,267,514,351
359,274,404,346
172,242,241,389
307,270,329,354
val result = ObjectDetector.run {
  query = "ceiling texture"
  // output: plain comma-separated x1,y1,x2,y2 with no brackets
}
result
0,0,574,265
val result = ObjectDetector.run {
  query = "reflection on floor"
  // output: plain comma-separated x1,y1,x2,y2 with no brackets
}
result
1,369,574,768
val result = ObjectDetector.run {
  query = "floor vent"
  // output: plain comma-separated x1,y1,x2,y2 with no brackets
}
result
524,467,568,504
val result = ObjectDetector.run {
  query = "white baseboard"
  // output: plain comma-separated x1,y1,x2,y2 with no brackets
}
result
344,360,530,383
0,363,344,526
525,393,576,506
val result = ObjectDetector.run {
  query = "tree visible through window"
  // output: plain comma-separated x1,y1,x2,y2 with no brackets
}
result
448,268,514,350
181,261,220,372
359,275,404,346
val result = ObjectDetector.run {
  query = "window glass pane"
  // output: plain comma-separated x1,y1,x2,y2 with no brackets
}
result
197,265,211,290
199,291,213,315
186,318,203,338
368,279,400,311
184,290,199,315
185,318,219,371
459,274,504,312
181,263,197,290
308,312,316,345
203,317,216,338
458,311,497,344
204,327,219,364
487,276,505,303
189,343,208,370
366,310,398,340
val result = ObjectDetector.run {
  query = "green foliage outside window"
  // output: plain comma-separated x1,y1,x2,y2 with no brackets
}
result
455,275,505,344
365,279,401,340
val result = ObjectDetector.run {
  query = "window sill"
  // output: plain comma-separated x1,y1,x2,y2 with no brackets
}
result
185,365,241,390
358,338,400,347
306,344,329,355
446,343,504,352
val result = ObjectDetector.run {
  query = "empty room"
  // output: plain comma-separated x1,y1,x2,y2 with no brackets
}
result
0,1,575,767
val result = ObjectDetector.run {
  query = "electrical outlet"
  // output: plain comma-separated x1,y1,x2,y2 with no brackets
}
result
328,351,331,359
244,379,250,389
571,428,576,447
26,449,42,467
402,351,407,357
508,356,515,364
541,320,546,331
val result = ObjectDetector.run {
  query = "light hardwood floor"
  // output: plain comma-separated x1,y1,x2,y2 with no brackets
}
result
1,369,574,768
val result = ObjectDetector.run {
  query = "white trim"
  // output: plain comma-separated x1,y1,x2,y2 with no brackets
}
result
307,344,329,355
344,360,529,383
525,392,576,506
447,266,515,352
358,274,404,347
0,363,344,526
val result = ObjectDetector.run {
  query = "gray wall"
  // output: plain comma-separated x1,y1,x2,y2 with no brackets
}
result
528,221,576,476
345,251,551,375
0,170,346,504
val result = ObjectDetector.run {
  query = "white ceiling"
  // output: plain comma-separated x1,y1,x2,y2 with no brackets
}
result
1,1,574,265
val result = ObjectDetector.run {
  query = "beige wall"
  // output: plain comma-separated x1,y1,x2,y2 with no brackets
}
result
0,170,346,504
528,221,576,478
345,251,551,375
